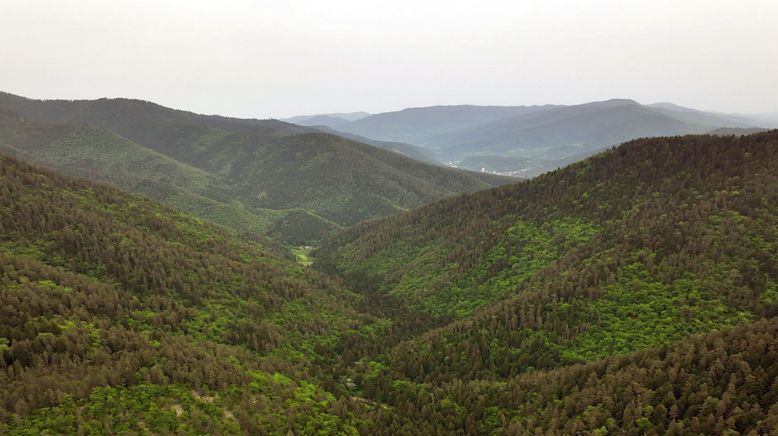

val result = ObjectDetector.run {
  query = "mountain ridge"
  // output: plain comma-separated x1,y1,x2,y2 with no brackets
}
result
0,92,515,244
286,99,767,176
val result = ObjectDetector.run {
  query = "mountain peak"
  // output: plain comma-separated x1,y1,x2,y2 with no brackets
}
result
585,98,641,107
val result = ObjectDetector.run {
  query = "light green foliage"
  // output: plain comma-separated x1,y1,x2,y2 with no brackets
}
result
5,385,240,435
336,218,598,318
409,218,598,317
292,245,315,266
561,261,751,362
246,371,361,435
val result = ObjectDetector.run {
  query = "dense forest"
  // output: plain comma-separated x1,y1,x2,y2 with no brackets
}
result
0,92,513,245
316,132,778,432
1,131,777,434
0,156,390,434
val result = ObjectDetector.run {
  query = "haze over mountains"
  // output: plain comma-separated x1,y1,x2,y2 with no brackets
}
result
284,112,371,127
289,99,773,176
0,91,512,245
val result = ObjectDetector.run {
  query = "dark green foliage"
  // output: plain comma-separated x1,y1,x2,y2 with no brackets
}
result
269,209,341,247
356,318,778,435
0,107,308,243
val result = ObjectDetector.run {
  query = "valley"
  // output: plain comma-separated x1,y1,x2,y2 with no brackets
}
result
3,2,777,434
1,126,776,434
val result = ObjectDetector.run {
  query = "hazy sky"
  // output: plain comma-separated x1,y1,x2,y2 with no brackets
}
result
1,0,777,118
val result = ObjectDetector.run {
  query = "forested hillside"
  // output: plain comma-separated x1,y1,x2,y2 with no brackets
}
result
0,108,297,241
356,318,778,434
2,131,777,435
0,156,390,434
317,132,778,401
4,0,777,433
0,92,513,245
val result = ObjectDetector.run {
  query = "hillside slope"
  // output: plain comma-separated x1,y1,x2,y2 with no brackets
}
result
318,131,778,383
311,125,441,165
0,92,514,244
0,155,389,434
359,318,778,435
0,108,296,239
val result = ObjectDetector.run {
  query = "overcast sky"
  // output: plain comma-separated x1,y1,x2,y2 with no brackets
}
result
1,0,776,118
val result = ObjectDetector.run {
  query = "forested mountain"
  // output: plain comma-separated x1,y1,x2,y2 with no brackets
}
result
2,131,777,434
297,100,766,177
284,115,351,128
360,318,778,434
0,155,391,434
316,131,778,432
0,108,294,241
319,131,777,320
0,92,513,244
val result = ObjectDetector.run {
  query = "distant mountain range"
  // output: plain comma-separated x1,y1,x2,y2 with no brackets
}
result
283,111,370,127
325,105,557,145
287,99,773,177
0,92,513,244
